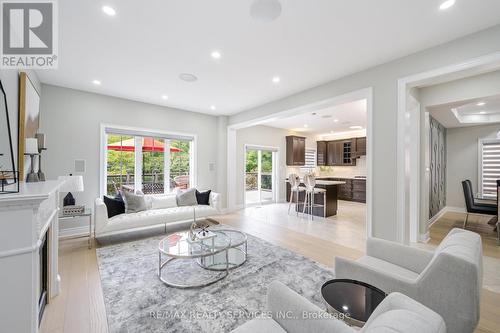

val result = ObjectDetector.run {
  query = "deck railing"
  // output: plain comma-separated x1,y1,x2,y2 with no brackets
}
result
106,172,189,194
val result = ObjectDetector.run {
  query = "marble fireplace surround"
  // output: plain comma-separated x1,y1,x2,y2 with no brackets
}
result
0,180,62,333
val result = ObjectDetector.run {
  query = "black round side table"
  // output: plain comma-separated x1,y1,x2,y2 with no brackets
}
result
321,279,387,327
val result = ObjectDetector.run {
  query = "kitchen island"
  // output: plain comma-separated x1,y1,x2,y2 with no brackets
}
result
286,179,346,217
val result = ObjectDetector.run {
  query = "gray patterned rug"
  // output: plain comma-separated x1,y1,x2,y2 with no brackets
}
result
96,228,335,333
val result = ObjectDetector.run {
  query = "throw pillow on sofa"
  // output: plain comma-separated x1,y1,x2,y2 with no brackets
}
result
150,194,177,210
121,190,148,213
103,195,125,218
176,188,198,207
196,190,211,205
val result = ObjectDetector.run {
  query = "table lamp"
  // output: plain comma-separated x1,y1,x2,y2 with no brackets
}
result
58,175,84,206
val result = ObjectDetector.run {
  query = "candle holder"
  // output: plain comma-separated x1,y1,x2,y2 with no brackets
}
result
36,133,47,181
25,153,40,182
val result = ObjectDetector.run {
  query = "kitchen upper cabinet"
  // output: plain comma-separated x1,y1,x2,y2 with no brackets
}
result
286,136,306,166
354,137,366,157
325,139,356,166
317,141,327,166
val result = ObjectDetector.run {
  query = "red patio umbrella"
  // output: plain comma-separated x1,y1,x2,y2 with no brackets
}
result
107,137,182,152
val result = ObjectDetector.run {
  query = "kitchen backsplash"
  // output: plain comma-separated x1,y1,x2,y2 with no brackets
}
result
286,156,367,178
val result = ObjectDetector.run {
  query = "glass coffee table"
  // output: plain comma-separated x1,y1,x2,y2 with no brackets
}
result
158,229,247,288
321,279,386,327
198,229,247,271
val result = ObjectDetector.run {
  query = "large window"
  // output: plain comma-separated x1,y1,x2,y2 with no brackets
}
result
103,127,194,195
479,138,500,199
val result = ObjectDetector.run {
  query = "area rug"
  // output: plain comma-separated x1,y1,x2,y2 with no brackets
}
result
96,227,335,332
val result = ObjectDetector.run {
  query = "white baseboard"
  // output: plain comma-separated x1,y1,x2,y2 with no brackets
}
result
428,206,466,227
59,226,91,239
445,206,467,213
419,232,430,243
428,207,448,227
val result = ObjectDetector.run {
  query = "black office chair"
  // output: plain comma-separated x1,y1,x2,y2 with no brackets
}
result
461,180,497,229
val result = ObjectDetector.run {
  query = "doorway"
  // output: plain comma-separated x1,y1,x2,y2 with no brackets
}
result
244,146,277,206
397,52,500,244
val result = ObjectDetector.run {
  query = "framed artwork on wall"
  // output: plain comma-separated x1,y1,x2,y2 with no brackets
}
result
18,72,41,181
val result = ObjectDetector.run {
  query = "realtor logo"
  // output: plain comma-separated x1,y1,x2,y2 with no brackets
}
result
1,0,58,68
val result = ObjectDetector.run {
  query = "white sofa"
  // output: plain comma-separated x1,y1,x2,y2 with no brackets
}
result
94,191,221,240
231,281,446,333
335,228,482,333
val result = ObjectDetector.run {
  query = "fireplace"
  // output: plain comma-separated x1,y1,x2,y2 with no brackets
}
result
38,232,49,324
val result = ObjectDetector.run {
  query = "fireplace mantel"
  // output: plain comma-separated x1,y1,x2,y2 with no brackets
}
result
0,180,62,333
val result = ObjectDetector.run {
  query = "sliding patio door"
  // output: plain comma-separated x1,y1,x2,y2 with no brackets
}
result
245,146,277,206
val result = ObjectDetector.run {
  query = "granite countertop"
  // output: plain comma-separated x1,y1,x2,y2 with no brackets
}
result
286,179,346,186
317,176,367,181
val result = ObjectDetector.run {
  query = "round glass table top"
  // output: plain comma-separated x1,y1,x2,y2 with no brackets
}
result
321,279,386,324
217,229,247,247
159,230,230,258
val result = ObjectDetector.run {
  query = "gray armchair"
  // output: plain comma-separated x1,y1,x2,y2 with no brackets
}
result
230,280,445,333
335,228,482,333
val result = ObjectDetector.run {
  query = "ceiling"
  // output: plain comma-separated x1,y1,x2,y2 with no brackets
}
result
429,94,500,128
37,0,500,115
262,99,366,135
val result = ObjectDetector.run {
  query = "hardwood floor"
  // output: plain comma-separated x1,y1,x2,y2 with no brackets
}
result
40,238,108,333
40,207,500,333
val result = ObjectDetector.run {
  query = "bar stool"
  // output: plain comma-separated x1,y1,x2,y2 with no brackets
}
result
288,173,305,216
302,174,326,220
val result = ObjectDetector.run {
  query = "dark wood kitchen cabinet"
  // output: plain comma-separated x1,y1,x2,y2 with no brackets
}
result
353,137,366,158
352,179,367,202
286,136,306,166
325,139,356,166
317,141,327,166
326,177,366,203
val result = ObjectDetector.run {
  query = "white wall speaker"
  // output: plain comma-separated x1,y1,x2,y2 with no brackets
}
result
74,159,86,173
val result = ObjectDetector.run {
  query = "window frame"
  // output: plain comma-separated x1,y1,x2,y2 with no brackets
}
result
478,137,500,199
100,124,197,197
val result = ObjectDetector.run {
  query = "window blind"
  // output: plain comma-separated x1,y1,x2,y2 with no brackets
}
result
300,149,316,172
480,140,500,198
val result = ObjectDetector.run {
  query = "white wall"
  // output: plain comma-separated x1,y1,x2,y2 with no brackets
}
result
446,124,500,208
40,85,220,233
419,69,500,107
228,25,500,241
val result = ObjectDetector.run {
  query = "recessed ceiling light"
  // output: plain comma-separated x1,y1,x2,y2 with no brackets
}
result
102,5,116,16
479,111,486,114
350,125,363,130
330,130,334,134
210,105,216,110
250,0,282,22
342,305,349,311
272,76,280,83
303,124,308,128
477,102,486,106
161,95,168,100
211,50,221,59
439,0,455,10
92,79,101,85
333,119,339,122
179,73,198,82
